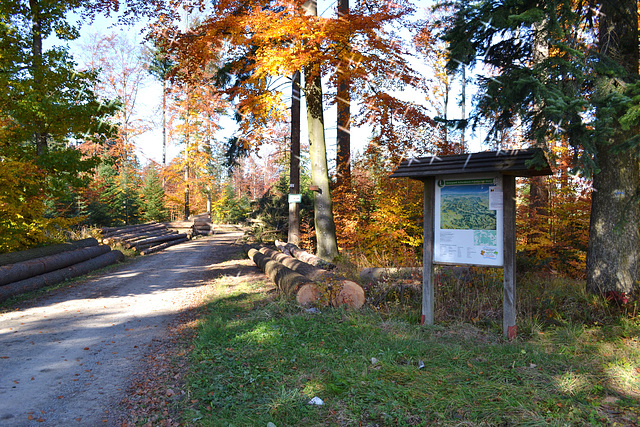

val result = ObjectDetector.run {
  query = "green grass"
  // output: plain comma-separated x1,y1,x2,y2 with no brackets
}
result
182,274,640,426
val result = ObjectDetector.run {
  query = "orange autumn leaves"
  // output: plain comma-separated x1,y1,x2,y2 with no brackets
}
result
153,0,428,152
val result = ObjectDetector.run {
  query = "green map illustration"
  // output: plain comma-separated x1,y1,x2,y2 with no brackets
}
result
440,184,497,230
474,230,497,245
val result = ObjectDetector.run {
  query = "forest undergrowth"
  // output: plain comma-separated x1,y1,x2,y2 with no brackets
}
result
181,249,640,426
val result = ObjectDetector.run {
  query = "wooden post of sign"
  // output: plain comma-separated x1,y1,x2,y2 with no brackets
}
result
503,175,517,339
422,177,435,325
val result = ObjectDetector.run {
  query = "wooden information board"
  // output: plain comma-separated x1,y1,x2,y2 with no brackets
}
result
390,149,553,340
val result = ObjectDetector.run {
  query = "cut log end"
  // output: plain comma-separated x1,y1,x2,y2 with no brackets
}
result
295,280,365,309
334,280,366,309
296,283,323,306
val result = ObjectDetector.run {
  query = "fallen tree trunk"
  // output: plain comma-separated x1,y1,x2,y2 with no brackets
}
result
102,226,168,244
131,236,181,252
245,246,308,292
0,238,99,268
122,230,176,247
139,237,189,255
105,227,170,245
275,240,335,270
0,250,125,302
128,233,188,250
259,246,364,308
246,245,363,308
0,245,111,287
359,267,422,284
101,223,165,239
101,222,152,235
100,223,150,237
258,246,327,280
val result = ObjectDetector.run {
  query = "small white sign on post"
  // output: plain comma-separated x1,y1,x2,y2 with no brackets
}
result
288,194,302,203
434,175,504,267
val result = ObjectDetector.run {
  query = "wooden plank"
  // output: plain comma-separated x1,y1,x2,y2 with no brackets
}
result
422,177,435,325
502,175,517,339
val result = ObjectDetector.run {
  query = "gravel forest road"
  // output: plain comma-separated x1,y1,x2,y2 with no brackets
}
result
0,230,244,426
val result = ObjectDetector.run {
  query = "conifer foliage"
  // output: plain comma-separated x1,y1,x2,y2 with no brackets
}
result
141,163,169,222
442,0,640,295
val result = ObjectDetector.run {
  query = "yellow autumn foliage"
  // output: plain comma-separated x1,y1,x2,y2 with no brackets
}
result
0,160,76,253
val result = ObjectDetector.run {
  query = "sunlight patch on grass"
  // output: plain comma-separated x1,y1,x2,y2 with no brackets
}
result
553,370,591,396
301,380,326,398
604,358,640,396
237,323,281,345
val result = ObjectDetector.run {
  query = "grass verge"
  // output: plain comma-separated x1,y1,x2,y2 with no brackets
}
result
182,273,640,426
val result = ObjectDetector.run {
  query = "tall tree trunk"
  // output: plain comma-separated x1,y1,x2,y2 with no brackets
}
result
443,75,449,151
288,71,301,245
586,0,639,295
184,86,190,221
304,1,339,261
529,19,550,239
29,0,47,155
336,0,351,189
460,64,465,152
162,79,167,188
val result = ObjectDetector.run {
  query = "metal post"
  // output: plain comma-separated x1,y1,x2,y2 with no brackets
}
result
422,177,435,325
503,175,517,339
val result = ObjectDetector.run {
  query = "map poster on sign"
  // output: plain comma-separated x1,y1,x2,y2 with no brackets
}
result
434,175,504,267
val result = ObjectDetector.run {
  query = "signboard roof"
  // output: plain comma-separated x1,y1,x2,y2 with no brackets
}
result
390,148,553,179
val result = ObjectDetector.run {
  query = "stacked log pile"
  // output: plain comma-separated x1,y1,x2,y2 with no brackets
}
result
245,243,365,308
165,220,194,236
0,238,124,302
192,214,213,236
100,223,189,255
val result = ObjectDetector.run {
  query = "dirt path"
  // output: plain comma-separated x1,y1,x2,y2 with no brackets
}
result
0,230,247,426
